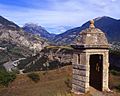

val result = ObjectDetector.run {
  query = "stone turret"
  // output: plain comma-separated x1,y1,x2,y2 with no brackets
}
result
71,20,110,94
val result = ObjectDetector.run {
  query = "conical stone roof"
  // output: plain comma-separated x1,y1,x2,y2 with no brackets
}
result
72,20,109,49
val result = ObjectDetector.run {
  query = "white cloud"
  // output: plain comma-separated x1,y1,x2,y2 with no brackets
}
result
0,0,120,33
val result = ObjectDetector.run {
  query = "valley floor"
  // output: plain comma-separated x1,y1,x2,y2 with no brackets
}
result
0,65,120,96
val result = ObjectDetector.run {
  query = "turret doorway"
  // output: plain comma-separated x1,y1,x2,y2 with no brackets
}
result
89,54,103,91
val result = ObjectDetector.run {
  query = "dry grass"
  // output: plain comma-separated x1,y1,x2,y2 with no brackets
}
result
109,72,120,92
0,65,120,96
45,45,73,50
0,66,72,96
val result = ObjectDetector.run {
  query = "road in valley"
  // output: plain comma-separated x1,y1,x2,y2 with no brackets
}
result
3,61,14,71
3,58,26,71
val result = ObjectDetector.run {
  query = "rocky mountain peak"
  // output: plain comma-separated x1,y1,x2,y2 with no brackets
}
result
0,16,49,52
23,23,44,29
23,23,56,40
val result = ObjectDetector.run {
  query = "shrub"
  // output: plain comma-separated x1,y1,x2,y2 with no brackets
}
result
27,72,40,83
23,55,48,72
0,64,6,70
0,70,16,86
11,68,20,74
110,70,120,76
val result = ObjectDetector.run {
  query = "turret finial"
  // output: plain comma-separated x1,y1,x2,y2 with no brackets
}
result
89,19,95,28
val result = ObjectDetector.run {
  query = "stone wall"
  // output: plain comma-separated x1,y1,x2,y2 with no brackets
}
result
72,49,109,94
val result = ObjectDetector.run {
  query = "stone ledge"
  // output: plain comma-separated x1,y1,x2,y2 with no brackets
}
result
73,69,89,76
73,74,89,82
73,64,88,70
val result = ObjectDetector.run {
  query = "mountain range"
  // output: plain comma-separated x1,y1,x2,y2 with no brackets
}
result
22,16,120,45
0,16,120,48
53,16,120,45
0,16,120,51
0,16,48,64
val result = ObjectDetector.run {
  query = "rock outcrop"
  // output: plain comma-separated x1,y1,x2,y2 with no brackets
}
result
0,16,49,52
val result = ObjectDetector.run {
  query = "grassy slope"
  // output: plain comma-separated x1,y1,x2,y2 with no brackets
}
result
0,66,72,96
0,65,120,96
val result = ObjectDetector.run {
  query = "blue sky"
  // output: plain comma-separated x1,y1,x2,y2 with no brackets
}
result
0,0,120,34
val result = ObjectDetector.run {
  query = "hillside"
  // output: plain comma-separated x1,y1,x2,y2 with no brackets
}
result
0,66,120,96
53,16,120,45
0,16,20,30
17,46,73,73
13,45,120,73
0,16,49,67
